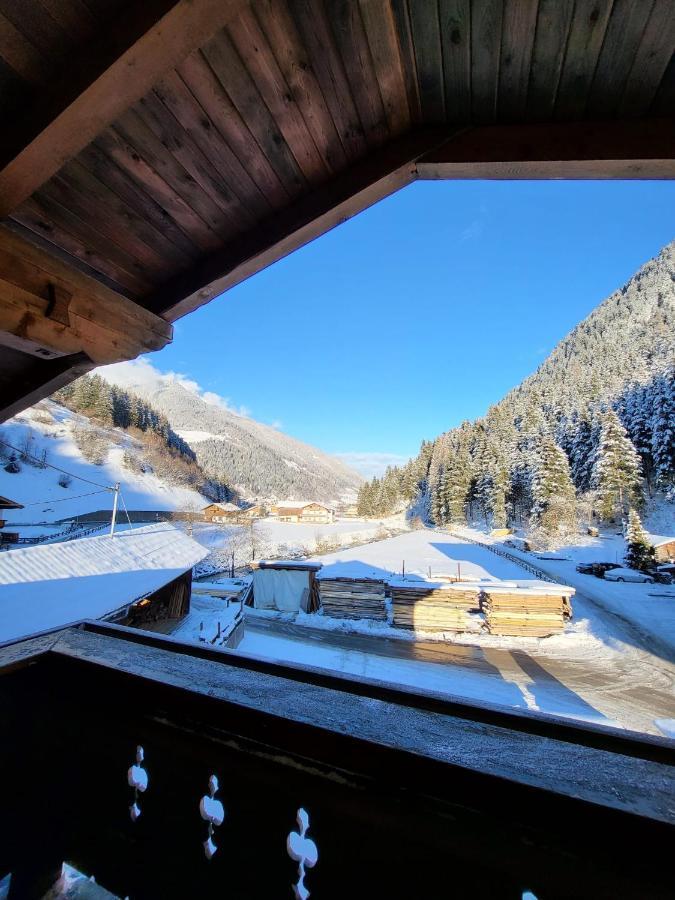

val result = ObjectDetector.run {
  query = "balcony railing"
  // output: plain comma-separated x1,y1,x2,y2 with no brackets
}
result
0,620,673,899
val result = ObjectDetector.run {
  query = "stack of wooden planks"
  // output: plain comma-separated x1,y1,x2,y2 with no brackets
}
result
390,580,480,632
482,585,574,637
318,578,388,621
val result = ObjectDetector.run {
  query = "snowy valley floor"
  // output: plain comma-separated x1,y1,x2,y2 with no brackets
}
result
180,528,675,737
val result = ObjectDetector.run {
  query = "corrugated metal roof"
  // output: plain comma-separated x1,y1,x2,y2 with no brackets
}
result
0,523,207,644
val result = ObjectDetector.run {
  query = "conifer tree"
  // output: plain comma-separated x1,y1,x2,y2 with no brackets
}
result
651,368,675,489
592,409,643,520
531,437,577,535
624,508,656,572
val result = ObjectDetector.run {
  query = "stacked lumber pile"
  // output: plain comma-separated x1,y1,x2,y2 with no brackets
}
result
318,578,387,621
482,585,574,637
390,580,480,632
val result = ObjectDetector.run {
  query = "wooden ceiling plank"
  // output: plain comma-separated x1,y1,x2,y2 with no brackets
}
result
390,0,423,124
0,10,50,82
439,0,472,122
358,0,411,135
77,140,201,264
137,90,257,233
620,0,675,117
498,0,539,122
586,0,655,116
201,29,307,197
471,0,504,123
415,119,675,179
11,196,153,297
287,0,368,161
94,127,223,255
526,0,575,121
554,0,614,121
0,225,172,340
651,49,675,116
45,161,182,277
228,7,330,185
0,0,248,217
146,128,450,321
326,0,390,146
255,0,349,175
408,0,446,122
114,108,240,244
36,0,97,42
178,50,290,210
154,70,273,220
0,0,74,63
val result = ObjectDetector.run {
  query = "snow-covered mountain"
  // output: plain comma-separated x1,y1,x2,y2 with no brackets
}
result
98,360,362,503
0,401,210,528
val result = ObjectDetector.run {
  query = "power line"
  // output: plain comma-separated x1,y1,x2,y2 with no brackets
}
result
0,437,113,490
20,489,111,508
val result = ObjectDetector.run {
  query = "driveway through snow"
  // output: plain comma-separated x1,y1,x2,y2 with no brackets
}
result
231,529,675,736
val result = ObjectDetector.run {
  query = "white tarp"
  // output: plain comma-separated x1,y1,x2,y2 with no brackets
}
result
253,567,309,611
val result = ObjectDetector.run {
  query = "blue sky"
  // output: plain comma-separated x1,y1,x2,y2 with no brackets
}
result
137,180,674,476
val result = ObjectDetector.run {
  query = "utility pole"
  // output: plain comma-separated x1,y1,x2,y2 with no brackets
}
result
110,483,120,536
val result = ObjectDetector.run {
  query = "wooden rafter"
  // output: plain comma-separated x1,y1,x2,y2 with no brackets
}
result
0,0,248,218
416,119,675,180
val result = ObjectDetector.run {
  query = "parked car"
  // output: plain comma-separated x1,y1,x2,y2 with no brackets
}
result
650,565,674,584
603,567,654,584
575,562,621,578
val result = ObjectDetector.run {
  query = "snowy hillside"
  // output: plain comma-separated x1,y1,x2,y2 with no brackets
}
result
0,401,209,528
98,359,362,502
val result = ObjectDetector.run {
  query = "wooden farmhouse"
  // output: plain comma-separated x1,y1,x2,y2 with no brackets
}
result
202,502,242,522
0,2,672,896
0,495,23,540
271,501,334,524
239,504,266,520
652,535,675,563
0,523,206,644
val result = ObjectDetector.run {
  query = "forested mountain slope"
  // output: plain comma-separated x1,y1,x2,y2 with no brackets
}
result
359,242,675,536
98,366,362,503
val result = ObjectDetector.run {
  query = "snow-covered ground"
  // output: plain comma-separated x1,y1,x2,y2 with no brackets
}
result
453,525,675,659
0,402,207,531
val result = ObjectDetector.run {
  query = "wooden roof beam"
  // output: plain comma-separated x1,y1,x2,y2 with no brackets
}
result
0,0,248,218
415,119,675,180
149,128,455,320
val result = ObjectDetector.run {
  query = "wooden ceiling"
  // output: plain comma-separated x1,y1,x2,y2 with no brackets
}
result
0,0,674,419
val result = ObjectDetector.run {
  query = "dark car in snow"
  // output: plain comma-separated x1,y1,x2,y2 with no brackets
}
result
575,562,622,578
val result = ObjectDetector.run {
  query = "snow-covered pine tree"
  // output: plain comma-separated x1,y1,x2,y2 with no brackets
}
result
624,508,656,572
530,437,577,536
592,409,643,521
651,367,675,490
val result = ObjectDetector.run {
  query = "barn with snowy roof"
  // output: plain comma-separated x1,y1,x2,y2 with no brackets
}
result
0,523,207,644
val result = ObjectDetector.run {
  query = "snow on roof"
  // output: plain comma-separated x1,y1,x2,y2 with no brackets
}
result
648,534,675,547
204,502,240,512
0,523,207,644
274,501,330,510
256,559,323,570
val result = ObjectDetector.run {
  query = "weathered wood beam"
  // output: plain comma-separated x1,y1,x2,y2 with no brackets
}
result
149,128,455,319
0,352,95,424
0,0,247,217
0,226,172,365
415,119,675,179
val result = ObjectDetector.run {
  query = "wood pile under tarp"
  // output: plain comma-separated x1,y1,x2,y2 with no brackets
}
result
317,577,388,621
390,578,480,632
481,583,574,637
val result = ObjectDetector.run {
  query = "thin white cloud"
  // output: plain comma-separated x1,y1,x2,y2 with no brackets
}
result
335,451,410,479
97,358,251,417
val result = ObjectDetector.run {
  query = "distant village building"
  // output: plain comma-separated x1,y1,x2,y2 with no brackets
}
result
339,504,359,518
0,523,206,644
270,502,334,524
202,502,242,522
239,504,266,520
651,534,675,562
0,495,23,543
